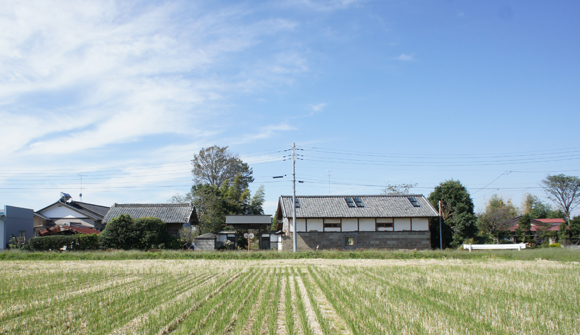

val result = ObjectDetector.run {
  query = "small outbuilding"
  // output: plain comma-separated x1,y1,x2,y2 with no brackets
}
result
225,215,276,250
103,203,198,236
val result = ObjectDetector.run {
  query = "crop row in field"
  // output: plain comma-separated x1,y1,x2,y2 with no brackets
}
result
1,259,579,334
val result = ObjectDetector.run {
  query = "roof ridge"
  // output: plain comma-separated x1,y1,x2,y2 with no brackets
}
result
114,203,192,207
74,201,109,208
279,194,426,198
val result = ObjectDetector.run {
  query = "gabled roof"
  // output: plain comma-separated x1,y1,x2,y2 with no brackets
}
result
37,200,109,221
277,195,439,219
103,203,197,225
34,212,51,221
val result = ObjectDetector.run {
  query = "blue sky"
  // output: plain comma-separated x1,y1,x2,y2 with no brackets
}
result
1,0,579,217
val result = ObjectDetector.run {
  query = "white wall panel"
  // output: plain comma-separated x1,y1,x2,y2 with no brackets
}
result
296,219,306,232
41,205,89,219
308,219,323,232
342,218,358,231
412,218,429,231
359,218,375,231
395,218,411,231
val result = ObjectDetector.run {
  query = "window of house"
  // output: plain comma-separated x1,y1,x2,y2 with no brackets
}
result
345,237,355,246
323,218,341,228
376,218,394,229
408,197,420,207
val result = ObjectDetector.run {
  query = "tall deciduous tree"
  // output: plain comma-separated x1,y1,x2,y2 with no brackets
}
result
477,194,519,242
521,193,565,220
170,146,264,234
429,180,477,249
541,174,580,224
380,182,417,195
192,145,254,189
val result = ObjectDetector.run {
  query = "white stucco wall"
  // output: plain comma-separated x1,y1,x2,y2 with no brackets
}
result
40,205,89,219
287,218,306,232
359,218,375,231
307,219,323,232
412,218,429,231
395,218,411,231
342,218,357,232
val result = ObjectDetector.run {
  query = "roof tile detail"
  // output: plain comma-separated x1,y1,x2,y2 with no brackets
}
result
279,195,438,218
103,203,197,224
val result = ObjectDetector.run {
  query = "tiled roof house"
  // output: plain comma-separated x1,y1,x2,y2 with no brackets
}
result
35,199,110,235
103,203,198,236
276,195,439,250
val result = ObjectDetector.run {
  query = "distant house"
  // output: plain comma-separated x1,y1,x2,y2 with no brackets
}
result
35,197,110,236
0,205,34,249
102,203,198,236
508,217,566,239
276,195,439,251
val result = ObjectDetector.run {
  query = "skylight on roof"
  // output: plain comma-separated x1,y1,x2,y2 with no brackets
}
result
345,198,356,207
294,198,301,208
353,197,364,207
408,197,420,207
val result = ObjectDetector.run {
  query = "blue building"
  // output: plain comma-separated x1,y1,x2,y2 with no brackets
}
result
0,205,34,250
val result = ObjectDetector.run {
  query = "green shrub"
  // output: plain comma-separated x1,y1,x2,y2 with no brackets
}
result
28,234,99,251
549,243,562,248
99,215,178,250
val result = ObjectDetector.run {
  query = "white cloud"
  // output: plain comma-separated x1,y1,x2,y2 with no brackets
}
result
395,53,415,61
0,0,303,157
309,103,327,111
284,0,365,11
233,123,296,144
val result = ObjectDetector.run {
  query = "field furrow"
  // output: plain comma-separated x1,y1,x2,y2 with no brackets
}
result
1,258,578,334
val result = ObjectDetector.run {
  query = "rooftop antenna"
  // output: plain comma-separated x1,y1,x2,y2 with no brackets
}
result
78,174,84,201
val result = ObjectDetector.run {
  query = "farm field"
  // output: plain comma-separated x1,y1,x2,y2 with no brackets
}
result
1,259,579,334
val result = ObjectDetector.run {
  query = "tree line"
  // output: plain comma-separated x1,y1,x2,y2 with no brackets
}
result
425,175,580,248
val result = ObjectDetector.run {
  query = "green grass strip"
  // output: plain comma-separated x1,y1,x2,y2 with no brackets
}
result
3,248,580,262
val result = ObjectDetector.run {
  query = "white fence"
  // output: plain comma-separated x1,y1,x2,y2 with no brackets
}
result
463,243,526,252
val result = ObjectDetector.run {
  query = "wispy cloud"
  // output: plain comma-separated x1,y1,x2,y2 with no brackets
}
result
395,53,415,61
284,0,365,11
309,103,327,111
0,1,302,157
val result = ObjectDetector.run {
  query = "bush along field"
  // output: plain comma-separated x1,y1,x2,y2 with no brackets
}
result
1,258,579,334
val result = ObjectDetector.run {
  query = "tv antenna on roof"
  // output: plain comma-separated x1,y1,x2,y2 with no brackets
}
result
78,174,84,201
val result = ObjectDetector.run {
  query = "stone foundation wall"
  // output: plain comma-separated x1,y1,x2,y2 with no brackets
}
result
194,239,215,251
281,231,431,251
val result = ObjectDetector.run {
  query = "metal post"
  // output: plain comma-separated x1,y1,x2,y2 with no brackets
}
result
438,201,442,250
292,143,297,252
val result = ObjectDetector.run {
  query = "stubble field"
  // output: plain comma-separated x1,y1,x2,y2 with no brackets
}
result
1,258,579,334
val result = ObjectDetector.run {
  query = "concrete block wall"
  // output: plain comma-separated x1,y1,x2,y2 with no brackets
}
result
281,231,431,251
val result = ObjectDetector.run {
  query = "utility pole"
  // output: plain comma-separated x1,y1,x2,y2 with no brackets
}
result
292,143,297,252
327,170,331,195
438,201,442,250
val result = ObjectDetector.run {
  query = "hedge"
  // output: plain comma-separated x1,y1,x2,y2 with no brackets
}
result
28,234,99,251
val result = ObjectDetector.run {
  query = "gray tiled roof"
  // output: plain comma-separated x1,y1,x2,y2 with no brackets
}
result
279,195,438,218
37,200,109,221
103,203,197,224
74,202,110,217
